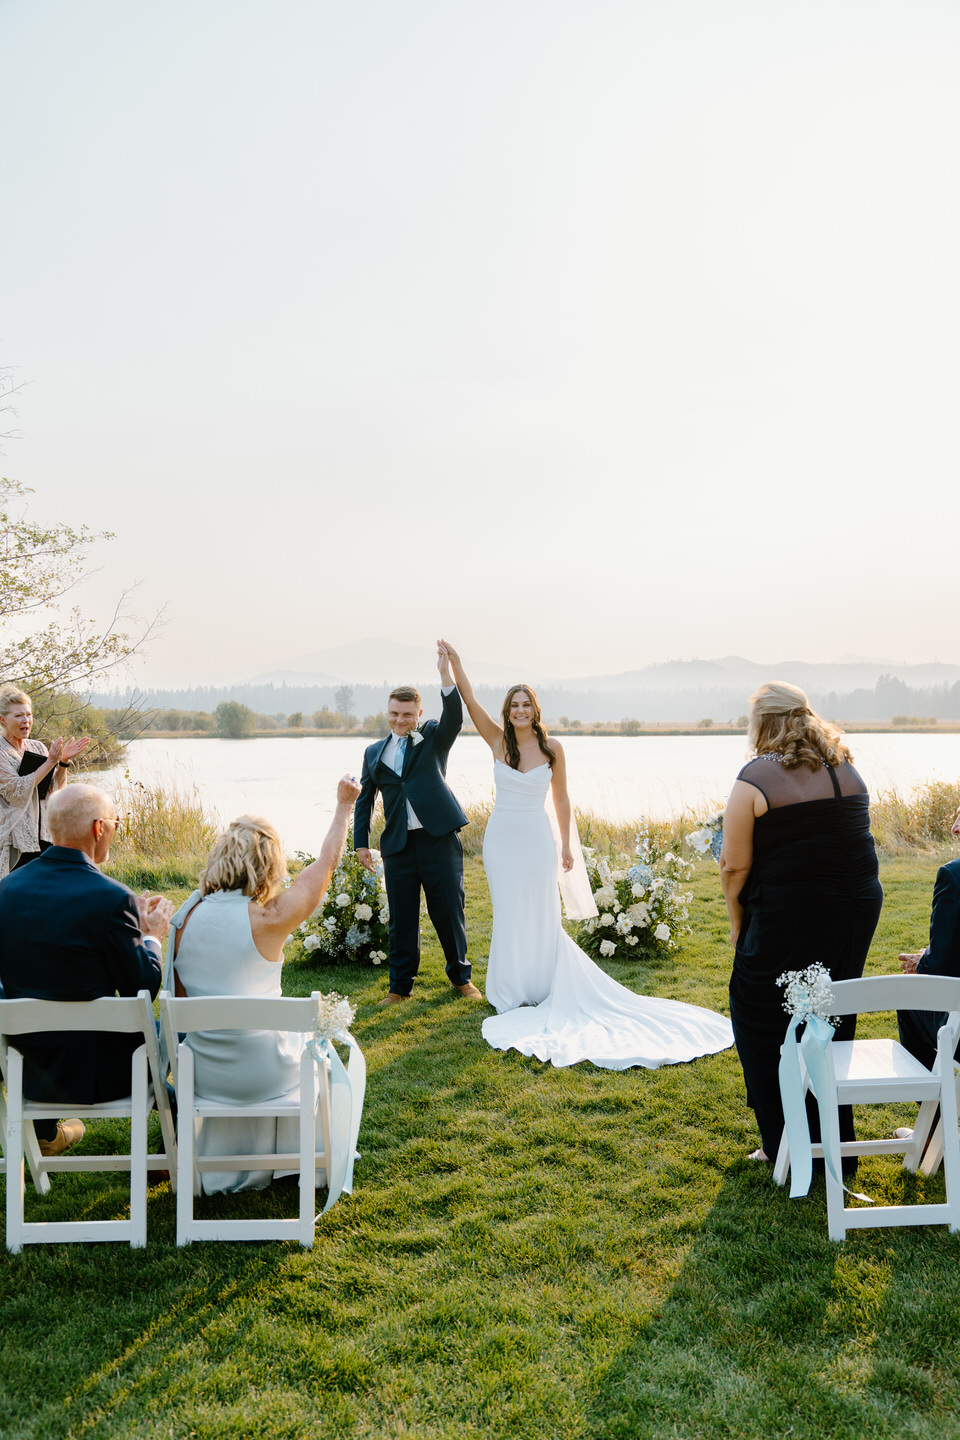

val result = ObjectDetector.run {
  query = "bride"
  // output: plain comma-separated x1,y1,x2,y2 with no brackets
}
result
438,642,734,1070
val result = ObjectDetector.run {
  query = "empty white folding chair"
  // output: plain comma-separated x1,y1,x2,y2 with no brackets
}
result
774,974,960,1241
160,992,343,1248
1,989,177,1252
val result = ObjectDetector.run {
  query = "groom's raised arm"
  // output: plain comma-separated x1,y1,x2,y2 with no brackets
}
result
433,685,463,761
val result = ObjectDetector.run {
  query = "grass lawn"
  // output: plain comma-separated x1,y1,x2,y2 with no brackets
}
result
2,853,960,1439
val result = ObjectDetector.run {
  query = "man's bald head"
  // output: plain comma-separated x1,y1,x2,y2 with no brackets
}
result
47,784,116,848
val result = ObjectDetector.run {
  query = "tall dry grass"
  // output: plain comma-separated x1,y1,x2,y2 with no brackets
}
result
457,800,706,859
868,779,960,855
97,774,220,889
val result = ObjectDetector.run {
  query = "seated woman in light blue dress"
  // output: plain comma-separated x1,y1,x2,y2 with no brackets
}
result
165,775,360,1193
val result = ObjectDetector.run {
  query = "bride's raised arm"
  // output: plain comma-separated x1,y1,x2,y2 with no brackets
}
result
438,640,502,753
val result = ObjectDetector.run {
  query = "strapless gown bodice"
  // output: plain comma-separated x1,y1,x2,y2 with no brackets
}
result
481,761,734,1069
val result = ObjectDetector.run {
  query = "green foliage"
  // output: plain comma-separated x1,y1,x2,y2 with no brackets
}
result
363,711,390,736
214,699,256,737
288,711,304,728
620,717,642,735
29,691,126,766
288,846,389,967
313,706,338,729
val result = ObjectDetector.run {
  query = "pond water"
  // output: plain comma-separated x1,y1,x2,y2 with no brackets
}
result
93,732,960,854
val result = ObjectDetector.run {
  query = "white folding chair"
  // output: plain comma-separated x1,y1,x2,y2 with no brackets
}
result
1,990,177,1252
160,992,333,1248
774,974,960,1241
0,1083,50,1196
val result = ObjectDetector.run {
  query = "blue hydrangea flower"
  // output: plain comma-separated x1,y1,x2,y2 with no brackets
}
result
627,862,654,887
345,923,372,950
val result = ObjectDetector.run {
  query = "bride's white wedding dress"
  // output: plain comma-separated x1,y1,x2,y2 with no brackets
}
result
481,761,735,1069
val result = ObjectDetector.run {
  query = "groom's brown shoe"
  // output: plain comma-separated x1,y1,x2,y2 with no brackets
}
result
453,982,482,999
378,991,411,1007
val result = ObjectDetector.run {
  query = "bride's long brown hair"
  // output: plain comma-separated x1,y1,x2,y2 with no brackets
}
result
501,684,557,771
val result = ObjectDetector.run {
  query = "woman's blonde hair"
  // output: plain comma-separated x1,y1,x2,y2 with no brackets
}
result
0,685,30,718
748,682,854,771
199,814,287,903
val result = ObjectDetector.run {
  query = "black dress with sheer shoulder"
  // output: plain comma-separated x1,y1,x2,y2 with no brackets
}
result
728,756,883,1160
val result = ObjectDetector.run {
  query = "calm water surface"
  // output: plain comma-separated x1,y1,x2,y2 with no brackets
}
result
95,733,960,854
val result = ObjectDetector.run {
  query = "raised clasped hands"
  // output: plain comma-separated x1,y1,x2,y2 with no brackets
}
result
437,639,456,686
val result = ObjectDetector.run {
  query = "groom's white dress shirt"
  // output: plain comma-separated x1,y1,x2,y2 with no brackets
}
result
380,686,456,832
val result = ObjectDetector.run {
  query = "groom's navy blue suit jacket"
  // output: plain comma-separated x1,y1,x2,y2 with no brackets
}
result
354,688,469,857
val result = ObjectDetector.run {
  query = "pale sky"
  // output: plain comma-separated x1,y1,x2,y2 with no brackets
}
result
3,0,958,687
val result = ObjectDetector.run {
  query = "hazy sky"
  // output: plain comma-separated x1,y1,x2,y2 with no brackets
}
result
3,0,958,687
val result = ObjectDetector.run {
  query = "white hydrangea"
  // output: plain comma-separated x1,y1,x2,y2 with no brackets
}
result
594,885,617,908
323,917,337,932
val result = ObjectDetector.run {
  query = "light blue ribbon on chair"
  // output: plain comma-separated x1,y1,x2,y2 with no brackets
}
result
313,1033,367,1215
778,1013,873,1204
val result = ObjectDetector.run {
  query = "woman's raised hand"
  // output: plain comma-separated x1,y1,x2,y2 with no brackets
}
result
61,736,92,761
438,638,461,667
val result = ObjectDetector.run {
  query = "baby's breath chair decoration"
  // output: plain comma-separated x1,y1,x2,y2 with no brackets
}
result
776,962,872,1206
306,990,366,1213
577,819,693,961
288,842,389,968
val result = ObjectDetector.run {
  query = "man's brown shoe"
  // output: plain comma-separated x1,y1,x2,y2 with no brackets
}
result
454,982,483,999
378,991,411,1007
37,1120,85,1157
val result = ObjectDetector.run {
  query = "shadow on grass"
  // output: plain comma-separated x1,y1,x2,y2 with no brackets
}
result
585,1159,960,1440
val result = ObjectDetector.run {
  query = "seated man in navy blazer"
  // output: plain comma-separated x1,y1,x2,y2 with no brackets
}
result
354,647,480,1005
898,822,960,1069
0,783,173,1155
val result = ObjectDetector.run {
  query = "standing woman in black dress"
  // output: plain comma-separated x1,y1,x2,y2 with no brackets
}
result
720,683,883,1162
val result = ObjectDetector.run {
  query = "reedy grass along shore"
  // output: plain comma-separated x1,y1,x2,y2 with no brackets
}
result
2,781,959,1439
98,774,960,891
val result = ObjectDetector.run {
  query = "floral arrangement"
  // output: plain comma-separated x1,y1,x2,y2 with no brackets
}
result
687,808,724,862
576,818,693,960
777,963,838,1026
306,991,357,1061
287,843,390,968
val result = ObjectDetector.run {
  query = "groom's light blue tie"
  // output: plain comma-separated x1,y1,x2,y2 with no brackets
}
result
393,735,407,776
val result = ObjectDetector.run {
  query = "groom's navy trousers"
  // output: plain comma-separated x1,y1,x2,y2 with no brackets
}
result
354,688,471,995
382,828,469,995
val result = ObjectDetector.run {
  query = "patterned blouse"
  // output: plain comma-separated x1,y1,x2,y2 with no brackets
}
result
0,735,52,878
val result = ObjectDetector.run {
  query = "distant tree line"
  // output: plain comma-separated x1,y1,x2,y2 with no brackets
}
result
92,672,960,726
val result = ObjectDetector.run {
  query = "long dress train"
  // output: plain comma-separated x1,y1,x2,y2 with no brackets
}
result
480,761,734,1069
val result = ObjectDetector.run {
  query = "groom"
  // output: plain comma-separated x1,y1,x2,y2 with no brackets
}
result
354,648,481,1005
